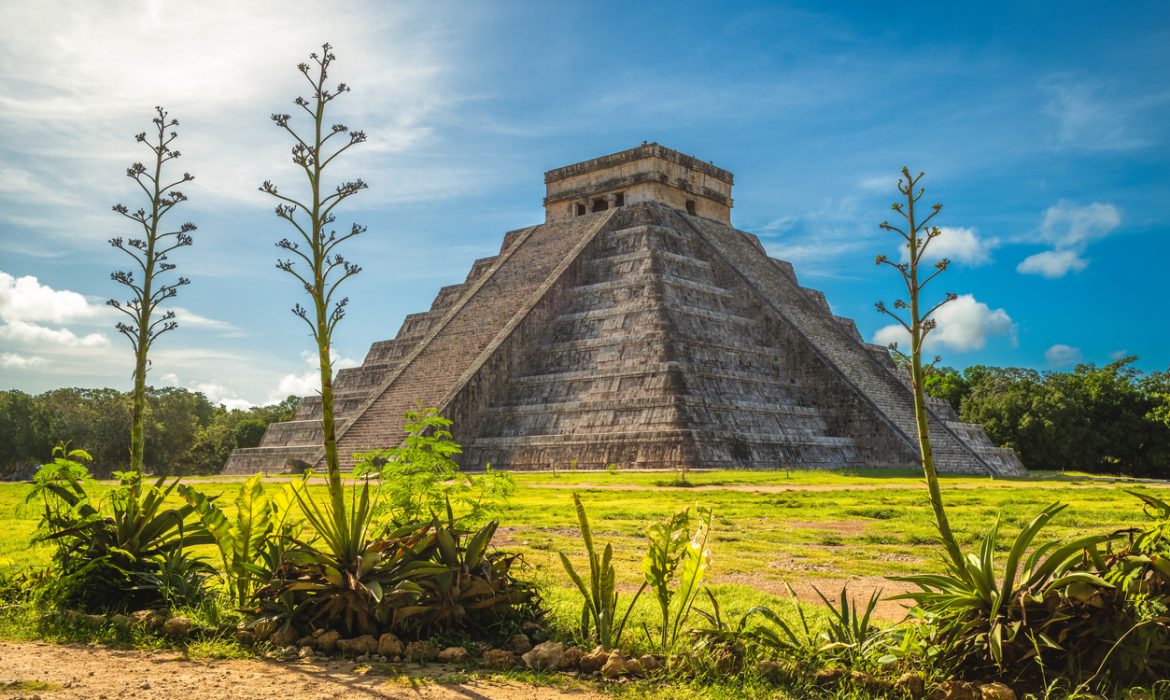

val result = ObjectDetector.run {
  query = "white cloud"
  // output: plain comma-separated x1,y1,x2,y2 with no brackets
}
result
857,174,894,192
1016,249,1088,278
1,352,47,368
1109,350,1129,360
759,196,874,278
900,226,995,267
1016,200,1121,278
873,294,1016,353
266,351,360,404
1038,200,1121,248
0,319,109,348
1045,344,1083,368
170,307,243,335
0,272,98,323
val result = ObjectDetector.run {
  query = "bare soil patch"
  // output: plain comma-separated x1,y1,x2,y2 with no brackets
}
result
0,641,603,700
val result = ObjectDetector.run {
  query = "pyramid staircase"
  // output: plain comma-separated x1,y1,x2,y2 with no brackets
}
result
223,145,1024,476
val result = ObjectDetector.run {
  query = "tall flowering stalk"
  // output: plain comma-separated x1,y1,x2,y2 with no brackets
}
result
874,167,962,569
262,43,367,508
108,106,195,474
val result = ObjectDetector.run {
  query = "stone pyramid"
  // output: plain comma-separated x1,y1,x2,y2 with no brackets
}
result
223,144,1025,476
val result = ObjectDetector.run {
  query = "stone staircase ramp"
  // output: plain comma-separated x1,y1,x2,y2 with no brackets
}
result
332,210,619,468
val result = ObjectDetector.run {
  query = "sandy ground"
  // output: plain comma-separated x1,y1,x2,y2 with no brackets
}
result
0,642,604,700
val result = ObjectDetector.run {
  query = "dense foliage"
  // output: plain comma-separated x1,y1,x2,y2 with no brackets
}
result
0,387,298,476
924,357,1170,475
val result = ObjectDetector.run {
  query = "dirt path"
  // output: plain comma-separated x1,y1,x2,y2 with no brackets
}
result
0,642,603,700
525,479,1170,493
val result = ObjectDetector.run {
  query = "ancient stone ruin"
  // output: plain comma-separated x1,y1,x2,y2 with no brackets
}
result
223,143,1025,476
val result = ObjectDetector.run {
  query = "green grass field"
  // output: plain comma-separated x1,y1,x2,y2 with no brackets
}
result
4,467,1167,634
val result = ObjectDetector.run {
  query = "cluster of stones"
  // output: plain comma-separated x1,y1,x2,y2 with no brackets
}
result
224,144,1024,477
62,609,1036,698
257,623,665,680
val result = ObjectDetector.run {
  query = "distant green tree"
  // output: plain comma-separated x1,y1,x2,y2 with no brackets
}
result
263,43,367,500
874,167,963,570
39,388,131,472
961,369,1088,469
233,418,268,448
108,107,196,474
0,390,52,470
922,365,970,412
959,359,1170,476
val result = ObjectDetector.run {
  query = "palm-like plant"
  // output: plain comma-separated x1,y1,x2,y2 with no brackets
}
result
179,474,302,607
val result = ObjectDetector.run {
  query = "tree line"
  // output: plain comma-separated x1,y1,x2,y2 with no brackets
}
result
0,387,298,477
925,356,1170,476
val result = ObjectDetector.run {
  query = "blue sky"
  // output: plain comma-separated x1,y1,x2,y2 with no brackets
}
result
1,1,1168,408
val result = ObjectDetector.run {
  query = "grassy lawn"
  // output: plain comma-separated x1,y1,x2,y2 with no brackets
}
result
4,468,1167,630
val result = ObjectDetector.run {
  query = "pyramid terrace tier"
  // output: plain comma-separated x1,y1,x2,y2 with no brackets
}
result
224,200,1025,476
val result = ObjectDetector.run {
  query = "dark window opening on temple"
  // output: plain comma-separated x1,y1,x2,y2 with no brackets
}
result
615,192,625,207
592,198,608,212
575,203,586,216
686,199,696,215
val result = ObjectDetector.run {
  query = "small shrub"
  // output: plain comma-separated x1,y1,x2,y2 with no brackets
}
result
893,500,1170,689
179,473,302,607
354,408,515,526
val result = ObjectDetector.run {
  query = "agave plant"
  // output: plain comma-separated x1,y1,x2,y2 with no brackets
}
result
392,506,538,636
27,461,210,611
813,585,885,669
268,477,402,635
893,503,1114,670
559,492,644,650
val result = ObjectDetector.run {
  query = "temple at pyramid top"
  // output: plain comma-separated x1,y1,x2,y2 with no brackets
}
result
224,145,1025,477
544,143,734,224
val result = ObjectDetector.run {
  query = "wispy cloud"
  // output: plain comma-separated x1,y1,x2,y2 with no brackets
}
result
0,1,467,252
899,226,997,267
1042,77,1152,151
1045,343,1083,368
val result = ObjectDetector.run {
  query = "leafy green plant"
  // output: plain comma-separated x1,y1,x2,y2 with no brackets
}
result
131,549,215,609
179,473,302,607
1107,490,1170,597
558,492,643,649
276,476,388,635
813,585,884,669
642,506,712,650
692,583,882,670
354,408,514,525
